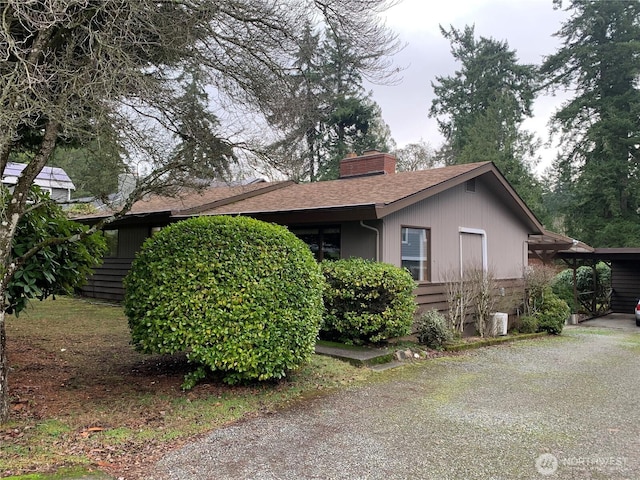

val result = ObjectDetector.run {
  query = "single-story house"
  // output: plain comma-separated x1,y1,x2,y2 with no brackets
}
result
2,162,75,202
77,151,573,324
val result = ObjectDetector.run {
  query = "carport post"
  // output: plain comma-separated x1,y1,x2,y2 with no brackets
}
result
572,259,578,313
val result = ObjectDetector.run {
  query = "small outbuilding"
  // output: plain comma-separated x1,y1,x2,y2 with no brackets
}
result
2,162,75,202
558,248,640,315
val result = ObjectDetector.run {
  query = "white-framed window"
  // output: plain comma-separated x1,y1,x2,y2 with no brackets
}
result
401,226,429,282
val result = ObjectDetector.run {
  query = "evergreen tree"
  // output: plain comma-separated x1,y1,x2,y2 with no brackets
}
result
541,0,640,247
430,26,547,222
49,136,125,200
266,27,395,181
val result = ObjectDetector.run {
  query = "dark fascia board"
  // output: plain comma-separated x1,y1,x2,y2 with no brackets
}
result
530,243,575,251
376,162,545,233
77,211,173,227
175,180,295,216
173,204,379,225
559,248,640,262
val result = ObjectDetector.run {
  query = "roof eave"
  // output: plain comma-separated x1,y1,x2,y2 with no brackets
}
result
177,204,380,224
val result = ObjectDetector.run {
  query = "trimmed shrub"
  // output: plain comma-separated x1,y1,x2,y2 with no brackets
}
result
124,216,324,387
517,315,539,334
321,258,416,344
416,309,452,349
536,289,570,335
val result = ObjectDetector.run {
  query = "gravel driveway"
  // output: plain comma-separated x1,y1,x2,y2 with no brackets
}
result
149,326,640,479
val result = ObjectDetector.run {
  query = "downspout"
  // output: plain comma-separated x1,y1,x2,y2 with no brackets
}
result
360,221,379,261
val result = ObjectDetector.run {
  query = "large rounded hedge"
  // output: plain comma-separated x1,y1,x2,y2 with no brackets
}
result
321,258,417,344
124,216,324,386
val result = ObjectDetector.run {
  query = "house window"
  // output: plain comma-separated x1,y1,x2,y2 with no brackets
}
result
290,226,340,261
102,229,119,257
401,227,429,281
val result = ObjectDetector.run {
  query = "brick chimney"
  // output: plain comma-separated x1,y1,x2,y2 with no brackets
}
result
339,150,397,178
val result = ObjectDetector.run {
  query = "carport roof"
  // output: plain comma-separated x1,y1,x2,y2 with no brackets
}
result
528,230,593,262
559,248,640,262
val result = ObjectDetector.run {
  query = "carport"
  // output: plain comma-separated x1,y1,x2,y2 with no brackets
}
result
527,232,639,316
557,248,640,315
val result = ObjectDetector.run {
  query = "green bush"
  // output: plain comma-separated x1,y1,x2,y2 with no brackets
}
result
551,262,611,312
416,309,452,349
536,289,570,335
6,186,106,315
124,216,324,387
321,258,416,344
517,315,539,334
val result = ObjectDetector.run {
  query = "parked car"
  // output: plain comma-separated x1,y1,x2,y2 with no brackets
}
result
635,300,640,326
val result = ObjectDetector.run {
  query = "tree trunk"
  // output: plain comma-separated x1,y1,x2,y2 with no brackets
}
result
0,309,8,422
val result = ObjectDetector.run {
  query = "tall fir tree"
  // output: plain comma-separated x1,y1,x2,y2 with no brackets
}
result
266,26,394,181
429,26,547,223
541,0,640,247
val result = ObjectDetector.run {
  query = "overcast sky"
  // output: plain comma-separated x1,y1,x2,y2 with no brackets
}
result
369,0,572,174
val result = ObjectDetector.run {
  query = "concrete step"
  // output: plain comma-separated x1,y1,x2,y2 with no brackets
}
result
315,343,395,367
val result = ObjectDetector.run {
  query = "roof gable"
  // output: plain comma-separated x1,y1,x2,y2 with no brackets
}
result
2,162,75,190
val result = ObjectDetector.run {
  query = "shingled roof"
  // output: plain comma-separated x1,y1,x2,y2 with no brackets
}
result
188,161,544,233
128,181,292,215
199,162,489,216
76,156,545,235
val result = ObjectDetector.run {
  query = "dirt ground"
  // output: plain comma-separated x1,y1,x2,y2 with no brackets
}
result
2,298,291,478
6,334,202,476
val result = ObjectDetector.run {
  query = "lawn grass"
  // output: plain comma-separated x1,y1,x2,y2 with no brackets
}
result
1,296,372,477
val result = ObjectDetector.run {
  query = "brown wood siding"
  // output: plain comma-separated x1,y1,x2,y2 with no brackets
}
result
118,227,150,258
413,278,525,333
610,261,640,313
79,257,134,301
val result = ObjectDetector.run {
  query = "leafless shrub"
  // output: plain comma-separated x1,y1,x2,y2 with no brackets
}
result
443,268,473,335
467,268,499,338
524,264,558,315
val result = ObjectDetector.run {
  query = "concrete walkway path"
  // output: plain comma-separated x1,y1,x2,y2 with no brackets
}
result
148,325,640,480
579,312,638,332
